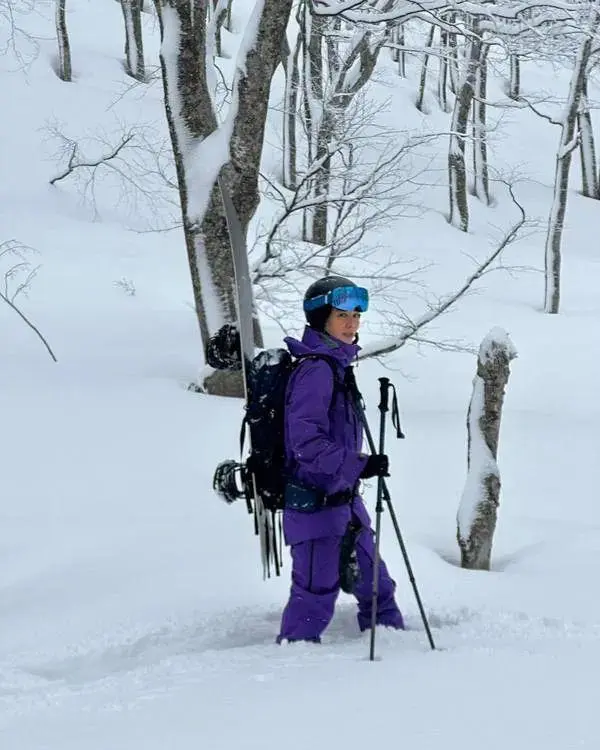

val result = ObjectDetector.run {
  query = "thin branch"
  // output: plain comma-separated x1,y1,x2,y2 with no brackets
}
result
49,133,136,185
359,180,528,359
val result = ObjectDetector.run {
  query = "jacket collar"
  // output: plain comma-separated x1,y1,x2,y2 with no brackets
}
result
284,326,360,368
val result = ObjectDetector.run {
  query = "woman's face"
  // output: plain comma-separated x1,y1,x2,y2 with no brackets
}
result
325,308,361,344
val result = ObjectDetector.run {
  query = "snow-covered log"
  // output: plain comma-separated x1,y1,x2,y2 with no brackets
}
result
457,328,517,571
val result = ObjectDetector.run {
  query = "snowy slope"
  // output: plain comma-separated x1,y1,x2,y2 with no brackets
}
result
1,2,600,748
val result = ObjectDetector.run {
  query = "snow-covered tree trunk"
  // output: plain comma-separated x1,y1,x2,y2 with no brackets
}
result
390,23,405,77
55,0,72,82
508,54,520,100
447,14,459,94
397,23,406,78
282,14,302,189
472,42,490,204
448,25,484,232
121,0,145,81
210,0,229,58
416,25,435,112
155,0,293,395
457,329,517,571
578,78,598,198
438,28,450,112
300,5,385,248
301,3,324,242
544,9,599,314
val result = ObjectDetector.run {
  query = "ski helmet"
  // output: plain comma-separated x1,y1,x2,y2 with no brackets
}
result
303,276,369,331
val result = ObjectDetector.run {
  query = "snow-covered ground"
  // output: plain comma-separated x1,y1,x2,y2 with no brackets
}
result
1,2,599,748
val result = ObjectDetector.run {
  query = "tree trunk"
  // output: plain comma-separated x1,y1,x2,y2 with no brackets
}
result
447,14,459,94
282,19,302,189
578,78,598,198
472,43,490,204
121,0,145,81
301,4,325,242
397,24,406,78
56,0,72,82
311,109,335,246
448,26,484,232
156,0,291,394
508,54,520,100
544,12,598,314
416,25,435,112
390,23,405,77
211,0,229,58
438,28,449,112
457,329,517,571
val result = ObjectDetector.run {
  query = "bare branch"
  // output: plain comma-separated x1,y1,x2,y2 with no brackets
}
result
49,133,136,185
0,239,57,362
359,180,528,359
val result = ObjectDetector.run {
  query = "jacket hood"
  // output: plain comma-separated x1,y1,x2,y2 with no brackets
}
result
284,326,360,368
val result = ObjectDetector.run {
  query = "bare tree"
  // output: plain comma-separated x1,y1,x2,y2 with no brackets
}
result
457,329,517,570
154,0,293,395
544,4,600,313
55,0,72,82
416,25,436,112
448,21,485,232
121,0,145,81
254,114,430,287
297,3,392,247
472,41,490,204
577,76,598,198
281,5,303,189
508,53,521,99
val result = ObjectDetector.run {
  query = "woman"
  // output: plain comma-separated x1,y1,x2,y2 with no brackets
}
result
277,275,404,643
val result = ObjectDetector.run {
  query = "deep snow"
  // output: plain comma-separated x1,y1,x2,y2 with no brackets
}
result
1,2,599,748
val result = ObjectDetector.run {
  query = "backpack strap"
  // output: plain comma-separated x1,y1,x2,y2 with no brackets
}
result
291,353,346,410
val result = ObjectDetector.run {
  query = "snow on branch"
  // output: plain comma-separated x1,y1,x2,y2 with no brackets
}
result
312,0,591,26
358,180,527,359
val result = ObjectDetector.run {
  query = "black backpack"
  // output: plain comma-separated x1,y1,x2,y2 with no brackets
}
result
212,347,344,513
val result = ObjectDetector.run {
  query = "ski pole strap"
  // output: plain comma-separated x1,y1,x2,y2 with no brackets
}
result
389,383,405,439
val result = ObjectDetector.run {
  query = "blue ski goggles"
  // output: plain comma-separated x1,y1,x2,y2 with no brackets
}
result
303,285,369,313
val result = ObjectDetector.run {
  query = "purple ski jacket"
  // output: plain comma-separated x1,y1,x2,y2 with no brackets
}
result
282,326,371,545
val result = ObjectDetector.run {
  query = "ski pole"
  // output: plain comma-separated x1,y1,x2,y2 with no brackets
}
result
352,380,436,652
369,378,390,661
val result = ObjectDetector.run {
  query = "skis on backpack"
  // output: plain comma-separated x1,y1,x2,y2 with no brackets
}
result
215,177,281,578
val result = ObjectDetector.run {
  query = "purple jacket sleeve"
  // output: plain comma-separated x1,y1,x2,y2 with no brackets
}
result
285,359,368,496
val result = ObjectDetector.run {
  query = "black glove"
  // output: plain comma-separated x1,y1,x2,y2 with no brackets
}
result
360,454,389,479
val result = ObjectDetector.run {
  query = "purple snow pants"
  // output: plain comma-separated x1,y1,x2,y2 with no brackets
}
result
277,527,404,643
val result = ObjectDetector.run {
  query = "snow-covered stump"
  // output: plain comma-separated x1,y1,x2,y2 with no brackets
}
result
457,329,517,571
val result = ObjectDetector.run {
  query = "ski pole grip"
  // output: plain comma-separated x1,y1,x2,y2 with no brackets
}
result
378,377,390,412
